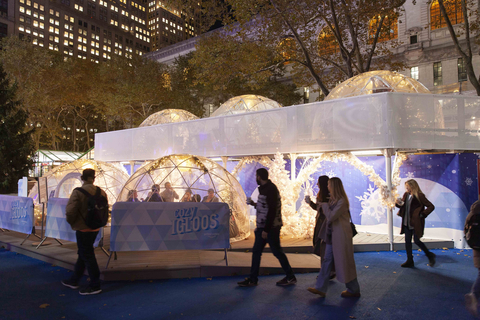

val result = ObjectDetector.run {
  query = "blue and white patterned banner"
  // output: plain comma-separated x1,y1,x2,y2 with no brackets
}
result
45,198,102,247
0,195,34,234
110,202,230,252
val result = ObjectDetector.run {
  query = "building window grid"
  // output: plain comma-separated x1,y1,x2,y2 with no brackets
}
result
431,0,464,30
458,58,467,82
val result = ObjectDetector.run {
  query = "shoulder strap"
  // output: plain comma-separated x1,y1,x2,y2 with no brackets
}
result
95,187,101,196
75,187,92,198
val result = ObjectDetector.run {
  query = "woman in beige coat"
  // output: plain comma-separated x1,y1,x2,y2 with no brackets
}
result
307,177,360,298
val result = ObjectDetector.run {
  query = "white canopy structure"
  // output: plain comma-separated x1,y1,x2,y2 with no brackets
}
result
94,89,480,248
95,92,480,161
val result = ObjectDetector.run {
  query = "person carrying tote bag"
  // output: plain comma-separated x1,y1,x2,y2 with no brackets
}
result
305,175,336,279
307,177,360,298
395,179,436,268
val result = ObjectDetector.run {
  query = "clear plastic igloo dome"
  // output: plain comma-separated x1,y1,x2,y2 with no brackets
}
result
29,159,130,204
139,109,199,127
325,70,431,101
211,95,283,117
117,154,250,241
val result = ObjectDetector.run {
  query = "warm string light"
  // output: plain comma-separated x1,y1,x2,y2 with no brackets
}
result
232,152,407,238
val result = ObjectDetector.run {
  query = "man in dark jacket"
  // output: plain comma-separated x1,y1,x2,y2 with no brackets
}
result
61,169,107,295
238,168,296,287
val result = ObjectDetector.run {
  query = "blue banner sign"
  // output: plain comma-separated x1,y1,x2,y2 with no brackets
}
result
0,195,34,234
110,202,230,252
45,198,102,247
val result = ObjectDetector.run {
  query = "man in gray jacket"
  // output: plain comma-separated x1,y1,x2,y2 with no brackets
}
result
61,169,108,295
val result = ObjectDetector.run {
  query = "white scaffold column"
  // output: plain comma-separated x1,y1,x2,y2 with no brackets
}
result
384,148,394,251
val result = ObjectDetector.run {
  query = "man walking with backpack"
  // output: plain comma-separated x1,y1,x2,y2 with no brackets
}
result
62,169,109,295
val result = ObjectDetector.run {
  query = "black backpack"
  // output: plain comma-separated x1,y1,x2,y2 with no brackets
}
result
75,187,109,229
465,213,480,250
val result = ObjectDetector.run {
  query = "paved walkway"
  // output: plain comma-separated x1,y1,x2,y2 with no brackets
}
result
0,247,476,320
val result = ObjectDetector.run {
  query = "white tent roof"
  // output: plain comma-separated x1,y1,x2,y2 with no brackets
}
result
94,92,480,161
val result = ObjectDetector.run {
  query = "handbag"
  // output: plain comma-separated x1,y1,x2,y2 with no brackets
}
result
349,210,358,238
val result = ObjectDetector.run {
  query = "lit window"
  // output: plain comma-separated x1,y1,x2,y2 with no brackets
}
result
33,20,38,27
20,6,25,13
369,13,398,43
39,5,44,11
40,14,44,20
19,25,25,32
458,58,467,82
433,61,442,86
317,28,338,56
410,66,419,80
431,0,464,30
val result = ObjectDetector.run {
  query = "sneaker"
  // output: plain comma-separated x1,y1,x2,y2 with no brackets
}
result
401,259,414,268
79,287,102,295
276,276,297,286
307,287,326,297
465,293,479,317
237,278,258,287
341,290,361,298
61,279,79,289
427,252,436,267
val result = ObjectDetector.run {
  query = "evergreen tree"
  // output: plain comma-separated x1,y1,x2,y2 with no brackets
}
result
0,64,35,194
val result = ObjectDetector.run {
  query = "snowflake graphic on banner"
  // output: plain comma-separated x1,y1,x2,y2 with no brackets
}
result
325,170,336,178
355,184,385,222
406,172,415,179
465,178,473,186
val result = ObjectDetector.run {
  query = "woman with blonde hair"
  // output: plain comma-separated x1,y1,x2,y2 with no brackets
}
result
307,177,360,298
395,179,435,268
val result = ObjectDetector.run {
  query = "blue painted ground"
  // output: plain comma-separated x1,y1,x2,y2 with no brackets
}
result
0,248,476,320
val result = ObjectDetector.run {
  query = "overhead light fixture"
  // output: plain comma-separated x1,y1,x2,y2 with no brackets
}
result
351,150,383,156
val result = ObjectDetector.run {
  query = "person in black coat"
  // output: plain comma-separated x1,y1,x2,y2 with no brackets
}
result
147,184,164,202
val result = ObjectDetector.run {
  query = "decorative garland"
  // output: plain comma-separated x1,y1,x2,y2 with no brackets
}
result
231,156,273,178
229,152,407,238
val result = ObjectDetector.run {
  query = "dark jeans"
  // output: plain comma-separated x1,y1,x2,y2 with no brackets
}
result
250,227,294,281
472,268,480,300
403,225,430,259
70,231,101,288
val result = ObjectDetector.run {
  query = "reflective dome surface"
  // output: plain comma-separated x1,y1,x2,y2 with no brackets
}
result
139,109,199,127
211,95,282,117
29,159,130,204
326,70,431,101
117,154,250,241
